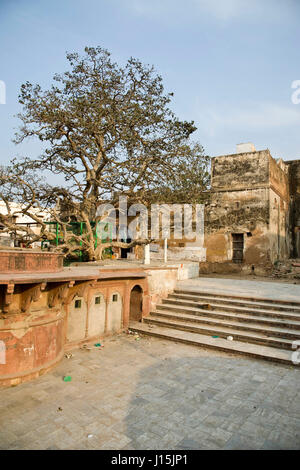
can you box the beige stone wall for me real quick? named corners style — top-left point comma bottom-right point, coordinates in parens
top-left (204, 186), bottom-right (270, 266)
top-left (87, 292), bottom-right (106, 338)
top-left (64, 281), bottom-right (131, 349)
top-left (211, 150), bottom-right (270, 191)
top-left (145, 268), bottom-right (178, 311)
top-left (67, 295), bottom-right (87, 342)
top-left (269, 188), bottom-right (290, 263)
top-left (106, 291), bottom-right (123, 333)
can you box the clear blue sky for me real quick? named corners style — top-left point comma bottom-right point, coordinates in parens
top-left (0, 0), bottom-right (300, 164)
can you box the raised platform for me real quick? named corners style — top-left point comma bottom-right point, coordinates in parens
top-left (176, 276), bottom-right (300, 302)
top-left (0, 257), bottom-right (199, 387)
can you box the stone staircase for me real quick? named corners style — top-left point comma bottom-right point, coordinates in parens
top-left (130, 289), bottom-right (300, 366)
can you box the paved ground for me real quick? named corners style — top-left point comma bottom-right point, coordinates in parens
top-left (0, 333), bottom-right (299, 450)
top-left (177, 277), bottom-right (300, 302)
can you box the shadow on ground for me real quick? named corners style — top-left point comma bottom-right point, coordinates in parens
top-left (124, 355), bottom-right (300, 450)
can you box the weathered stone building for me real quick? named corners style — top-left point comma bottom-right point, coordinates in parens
top-left (120, 144), bottom-right (299, 270)
top-left (202, 144), bottom-right (300, 273)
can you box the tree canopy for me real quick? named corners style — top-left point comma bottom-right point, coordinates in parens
top-left (0, 46), bottom-right (210, 260)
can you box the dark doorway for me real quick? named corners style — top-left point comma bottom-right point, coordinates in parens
top-left (121, 246), bottom-right (131, 259)
top-left (232, 233), bottom-right (244, 263)
top-left (130, 285), bottom-right (143, 321)
top-left (120, 237), bottom-right (132, 259)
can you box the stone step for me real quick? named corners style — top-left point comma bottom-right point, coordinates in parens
top-left (166, 293), bottom-right (300, 316)
top-left (152, 309), bottom-right (300, 340)
top-left (171, 289), bottom-right (300, 313)
top-left (162, 296), bottom-right (300, 321)
top-left (164, 297), bottom-right (300, 321)
top-left (156, 302), bottom-right (300, 330)
top-left (130, 322), bottom-right (299, 367)
top-left (145, 314), bottom-right (298, 350)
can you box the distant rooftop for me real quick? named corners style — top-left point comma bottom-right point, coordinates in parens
top-left (236, 142), bottom-right (256, 154)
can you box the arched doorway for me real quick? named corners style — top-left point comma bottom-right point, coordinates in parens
top-left (130, 285), bottom-right (143, 322)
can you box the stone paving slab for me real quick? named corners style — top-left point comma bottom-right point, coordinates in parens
top-left (177, 277), bottom-right (300, 302)
top-left (0, 333), bottom-right (299, 450)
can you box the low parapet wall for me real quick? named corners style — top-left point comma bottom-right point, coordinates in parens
top-left (0, 250), bottom-right (63, 273)
top-left (144, 262), bottom-right (199, 312)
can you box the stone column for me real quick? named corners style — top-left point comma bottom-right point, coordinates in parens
top-left (164, 238), bottom-right (168, 263)
top-left (144, 244), bottom-right (150, 265)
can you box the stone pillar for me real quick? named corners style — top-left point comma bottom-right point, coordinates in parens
top-left (144, 244), bottom-right (150, 265)
top-left (164, 238), bottom-right (168, 263)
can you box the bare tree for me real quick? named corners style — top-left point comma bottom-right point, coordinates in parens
top-left (0, 47), bottom-right (209, 260)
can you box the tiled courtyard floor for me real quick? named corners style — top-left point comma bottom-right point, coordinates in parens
top-left (0, 333), bottom-right (299, 450)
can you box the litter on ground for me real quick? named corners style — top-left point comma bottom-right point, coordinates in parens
top-left (64, 353), bottom-right (73, 359)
